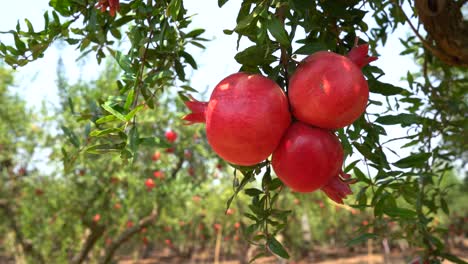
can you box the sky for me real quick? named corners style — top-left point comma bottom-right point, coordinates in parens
top-left (0, 1), bottom-right (421, 171)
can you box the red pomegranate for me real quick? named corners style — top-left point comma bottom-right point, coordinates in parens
top-left (165, 130), bottom-right (177, 143)
top-left (272, 122), bottom-right (354, 204)
top-left (145, 178), bottom-right (155, 190)
top-left (183, 72), bottom-right (291, 165)
top-left (289, 44), bottom-right (377, 129)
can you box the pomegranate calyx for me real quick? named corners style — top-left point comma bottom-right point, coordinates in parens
top-left (321, 171), bottom-right (355, 204)
top-left (182, 96), bottom-right (208, 125)
top-left (347, 44), bottom-right (378, 68)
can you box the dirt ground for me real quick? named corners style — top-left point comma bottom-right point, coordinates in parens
top-left (118, 248), bottom-right (468, 264)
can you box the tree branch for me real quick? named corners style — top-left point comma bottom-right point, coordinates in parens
top-left (99, 208), bottom-right (159, 264)
top-left (393, 0), bottom-right (468, 67)
top-left (0, 201), bottom-right (45, 264)
top-left (70, 223), bottom-right (106, 264)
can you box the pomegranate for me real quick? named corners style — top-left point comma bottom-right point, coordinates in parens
top-left (93, 214), bottom-right (101, 223)
top-left (183, 72), bottom-right (291, 165)
top-left (271, 122), bottom-right (353, 204)
top-left (145, 178), bottom-right (155, 190)
top-left (165, 130), bottom-right (177, 143)
top-left (96, 0), bottom-right (120, 16)
top-left (289, 45), bottom-right (377, 129)
top-left (151, 151), bottom-right (161, 161)
top-left (153, 170), bottom-right (164, 179)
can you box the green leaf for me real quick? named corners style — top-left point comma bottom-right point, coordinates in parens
top-left (125, 104), bottom-right (145, 121)
top-left (85, 142), bottom-right (126, 154)
top-left (346, 233), bottom-right (378, 246)
top-left (244, 188), bottom-right (263, 196)
top-left (89, 128), bottom-right (123, 137)
top-left (368, 79), bottom-right (406, 96)
top-left (101, 103), bottom-right (127, 122)
top-left (384, 207), bottom-right (417, 219)
top-left (344, 160), bottom-right (360, 173)
top-left (109, 49), bottom-right (133, 72)
top-left (295, 42), bottom-right (328, 55)
top-left (353, 167), bottom-right (372, 184)
top-left (167, 0), bottom-right (182, 19)
top-left (181, 51), bottom-right (197, 69)
top-left (393, 152), bottom-right (431, 168)
top-left (61, 126), bottom-right (80, 148)
top-left (185, 28), bottom-right (205, 38)
top-left (138, 137), bottom-right (171, 148)
top-left (95, 115), bottom-right (118, 124)
top-left (268, 178), bottom-right (283, 190)
top-left (266, 15), bottom-right (290, 47)
top-left (375, 113), bottom-right (421, 126)
top-left (440, 198), bottom-right (449, 215)
top-left (267, 236), bottom-right (290, 259)
top-left (226, 171), bottom-right (254, 211)
top-left (218, 0), bottom-right (229, 7)
top-left (235, 45), bottom-right (275, 66)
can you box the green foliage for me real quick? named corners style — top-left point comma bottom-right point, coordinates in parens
top-left (0, 0), bottom-right (467, 263)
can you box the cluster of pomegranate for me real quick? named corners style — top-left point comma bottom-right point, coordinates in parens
top-left (183, 45), bottom-right (377, 204)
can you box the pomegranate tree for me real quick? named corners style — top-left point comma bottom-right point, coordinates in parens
top-left (183, 72), bottom-right (291, 166)
top-left (289, 45), bottom-right (377, 129)
top-left (272, 122), bottom-right (353, 204)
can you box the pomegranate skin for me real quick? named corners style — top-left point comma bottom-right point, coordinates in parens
top-left (289, 49), bottom-right (372, 129)
top-left (272, 122), bottom-right (344, 193)
top-left (184, 72), bottom-right (291, 166)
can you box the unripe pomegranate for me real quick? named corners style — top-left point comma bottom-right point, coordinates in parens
top-left (183, 72), bottom-right (291, 166)
top-left (272, 122), bottom-right (354, 204)
top-left (152, 151), bottom-right (161, 161)
top-left (289, 45), bottom-right (377, 129)
top-left (234, 222), bottom-right (241, 229)
top-left (165, 130), bottom-right (177, 143)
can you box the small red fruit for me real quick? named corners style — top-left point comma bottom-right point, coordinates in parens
top-left (142, 237), bottom-right (149, 245)
top-left (165, 147), bottom-right (175, 153)
top-left (145, 178), bottom-right (156, 190)
top-left (105, 238), bottom-right (112, 246)
top-left (272, 122), bottom-right (354, 204)
top-left (226, 208), bottom-right (234, 215)
top-left (153, 171), bottom-right (164, 179)
top-left (289, 45), bottom-right (377, 129)
top-left (184, 150), bottom-right (192, 159)
top-left (93, 214), bottom-right (101, 223)
top-left (188, 167), bottom-right (195, 176)
top-left (183, 72), bottom-right (291, 166)
top-left (293, 198), bottom-right (300, 205)
top-left (192, 195), bottom-right (201, 203)
top-left (165, 239), bottom-right (172, 247)
top-left (126, 221), bottom-right (134, 228)
top-left (114, 203), bottom-right (122, 210)
top-left (234, 222), bottom-right (241, 229)
top-left (152, 151), bottom-right (161, 161)
top-left (35, 189), bottom-right (44, 196)
top-left (96, 0), bottom-right (120, 16)
top-left (165, 130), bottom-right (178, 143)
top-left (18, 167), bottom-right (26, 176)
top-left (213, 223), bottom-right (222, 232)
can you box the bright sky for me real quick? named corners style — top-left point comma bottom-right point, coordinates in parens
top-left (0, 1), bottom-right (420, 170)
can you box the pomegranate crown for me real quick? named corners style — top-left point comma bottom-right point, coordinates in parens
top-left (347, 44), bottom-right (378, 68)
top-left (321, 171), bottom-right (356, 204)
top-left (182, 96), bottom-right (208, 125)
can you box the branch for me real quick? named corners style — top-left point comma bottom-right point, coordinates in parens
top-left (0, 201), bottom-right (45, 264)
top-left (392, 0), bottom-right (468, 67)
top-left (171, 156), bottom-right (185, 179)
top-left (70, 223), bottom-right (106, 264)
top-left (99, 208), bottom-right (159, 264)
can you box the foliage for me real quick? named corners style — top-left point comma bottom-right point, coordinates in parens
top-left (0, 0), bottom-right (467, 263)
